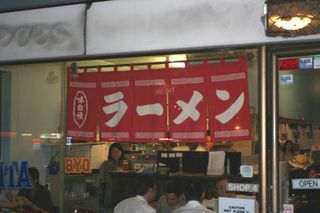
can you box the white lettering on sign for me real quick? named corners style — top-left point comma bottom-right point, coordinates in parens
top-left (292, 178), bottom-right (320, 189)
top-left (219, 197), bottom-right (255, 213)
top-left (227, 183), bottom-right (259, 193)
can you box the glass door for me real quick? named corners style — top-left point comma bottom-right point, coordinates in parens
top-left (276, 46), bottom-right (320, 212)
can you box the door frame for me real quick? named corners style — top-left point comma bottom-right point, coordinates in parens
top-left (261, 43), bottom-right (320, 213)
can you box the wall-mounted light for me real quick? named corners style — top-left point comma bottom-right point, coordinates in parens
top-left (265, 0), bottom-right (320, 37)
top-left (270, 15), bottom-right (312, 31)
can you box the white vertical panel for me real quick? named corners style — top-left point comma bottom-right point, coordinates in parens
top-left (0, 4), bottom-right (85, 62)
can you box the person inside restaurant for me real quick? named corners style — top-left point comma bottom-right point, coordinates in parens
top-left (172, 180), bottom-right (215, 213)
top-left (158, 181), bottom-right (185, 213)
top-left (113, 176), bottom-right (157, 213)
top-left (18, 167), bottom-right (53, 213)
top-left (99, 142), bottom-right (132, 212)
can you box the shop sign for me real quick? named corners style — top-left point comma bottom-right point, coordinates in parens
top-left (292, 178), bottom-right (320, 189)
top-left (64, 157), bottom-right (91, 174)
top-left (219, 197), bottom-right (255, 213)
top-left (299, 57), bottom-right (313, 70)
top-left (227, 183), bottom-right (259, 193)
top-left (314, 56), bottom-right (320, 69)
top-left (0, 161), bottom-right (32, 190)
top-left (279, 58), bottom-right (298, 70)
top-left (279, 74), bottom-right (293, 85)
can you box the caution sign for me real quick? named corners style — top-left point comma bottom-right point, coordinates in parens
top-left (219, 197), bottom-right (254, 213)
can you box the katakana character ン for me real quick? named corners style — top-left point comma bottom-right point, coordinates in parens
top-left (103, 91), bottom-right (128, 127)
top-left (173, 90), bottom-right (203, 125)
top-left (136, 103), bottom-right (163, 116)
top-left (215, 89), bottom-right (244, 124)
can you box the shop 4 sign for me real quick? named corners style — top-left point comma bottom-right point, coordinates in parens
top-left (0, 161), bottom-right (32, 189)
top-left (64, 157), bottom-right (91, 174)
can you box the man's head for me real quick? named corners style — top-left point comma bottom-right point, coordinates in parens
top-left (28, 167), bottom-right (40, 185)
top-left (184, 180), bottom-right (204, 202)
top-left (135, 176), bottom-right (157, 203)
top-left (215, 175), bottom-right (236, 198)
top-left (165, 181), bottom-right (184, 208)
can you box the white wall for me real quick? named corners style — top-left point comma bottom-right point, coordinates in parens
top-left (86, 0), bottom-right (320, 55)
top-left (1, 0), bottom-right (320, 62)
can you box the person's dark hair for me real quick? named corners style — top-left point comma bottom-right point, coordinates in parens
top-left (28, 167), bottom-right (40, 184)
top-left (184, 180), bottom-right (203, 201)
top-left (215, 174), bottom-right (235, 185)
top-left (166, 181), bottom-right (184, 197)
top-left (135, 176), bottom-right (156, 196)
top-left (282, 140), bottom-right (295, 154)
top-left (108, 143), bottom-right (125, 163)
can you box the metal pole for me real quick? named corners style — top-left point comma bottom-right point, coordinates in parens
top-left (259, 45), bottom-right (268, 213)
top-left (59, 62), bottom-right (67, 213)
top-left (271, 52), bottom-right (279, 213)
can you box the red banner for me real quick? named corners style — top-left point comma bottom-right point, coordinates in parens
top-left (66, 57), bottom-right (251, 143)
top-left (168, 64), bottom-right (207, 142)
top-left (99, 71), bottom-right (134, 141)
top-left (206, 57), bottom-right (251, 141)
top-left (132, 68), bottom-right (168, 142)
top-left (66, 72), bottom-right (98, 141)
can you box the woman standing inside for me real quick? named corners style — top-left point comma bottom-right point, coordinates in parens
top-left (100, 143), bottom-right (127, 172)
top-left (99, 143), bottom-right (131, 213)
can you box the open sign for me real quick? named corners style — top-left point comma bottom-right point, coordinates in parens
top-left (64, 157), bottom-right (91, 174)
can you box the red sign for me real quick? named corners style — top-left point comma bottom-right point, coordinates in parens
top-left (98, 71), bottom-right (134, 141)
top-left (132, 69), bottom-right (168, 142)
top-left (206, 57), bottom-right (251, 141)
top-left (168, 65), bottom-right (207, 142)
top-left (279, 58), bottom-right (298, 70)
top-left (66, 72), bottom-right (99, 141)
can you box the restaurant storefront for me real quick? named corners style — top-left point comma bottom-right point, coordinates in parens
top-left (1, 1), bottom-right (320, 213)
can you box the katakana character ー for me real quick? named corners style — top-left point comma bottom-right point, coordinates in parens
top-left (136, 103), bottom-right (163, 116)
